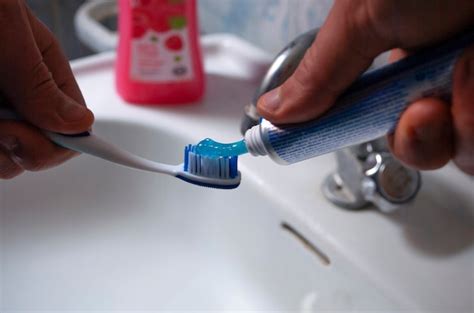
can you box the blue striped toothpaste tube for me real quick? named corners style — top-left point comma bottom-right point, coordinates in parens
top-left (244, 29), bottom-right (474, 165)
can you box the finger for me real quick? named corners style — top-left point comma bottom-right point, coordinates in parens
top-left (389, 98), bottom-right (453, 170)
top-left (0, 150), bottom-right (23, 179)
top-left (24, 5), bottom-right (86, 106)
top-left (452, 44), bottom-right (474, 175)
top-left (257, 1), bottom-right (474, 124)
top-left (386, 49), bottom-right (406, 151)
top-left (257, 1), bottom-right (395, 124)
top-left (0, 0), bottom-right (93, 134)
top-left (0, 121), bottom-right (77, 172)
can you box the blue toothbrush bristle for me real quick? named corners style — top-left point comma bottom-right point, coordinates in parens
top-left (183, 144), bottom-right (239, 179)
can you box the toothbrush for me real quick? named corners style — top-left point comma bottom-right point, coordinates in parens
top-left (0, 109), bottom-right (241, 189)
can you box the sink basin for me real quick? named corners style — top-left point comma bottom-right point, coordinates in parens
top-left (0, 121), bottom-right (397, 311)
top-left (1, 34), bottom-right (473, 312)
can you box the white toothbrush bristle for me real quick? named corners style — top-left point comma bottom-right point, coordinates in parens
top-left (184, 145), bottom-right (238, 179)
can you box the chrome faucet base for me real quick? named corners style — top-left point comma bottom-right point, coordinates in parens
top-left (322, 172), bottom-right (372, 210)
top-left (322, 138), bottom-right (421, 213)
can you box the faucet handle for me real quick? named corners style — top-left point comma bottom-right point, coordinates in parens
top-left (362, 152), bottom-right (421, 213)
top-left (322, 140), bottom-right (421, 213)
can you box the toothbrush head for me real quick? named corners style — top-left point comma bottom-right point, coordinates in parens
top-left (177, 145), bottom-right (241, 189)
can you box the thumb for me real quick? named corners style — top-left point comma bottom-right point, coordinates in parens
top-left (0, 0), bottom-right (93, 134)
top-left (257, 1), bottom-right (393, 124)
top-left (257, 0), bottom-right (474, 125)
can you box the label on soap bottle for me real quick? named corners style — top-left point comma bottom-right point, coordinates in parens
top-left (129, 0), bottom-right (194, 82)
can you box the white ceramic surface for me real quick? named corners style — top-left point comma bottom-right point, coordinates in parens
top-left (1, 34), bottom-right (473, 312)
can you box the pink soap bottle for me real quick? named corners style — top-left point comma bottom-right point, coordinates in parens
top-left (116, 0), bottom-right (204, 104)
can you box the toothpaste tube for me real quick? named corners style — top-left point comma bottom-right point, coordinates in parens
top-left (245, 29), bottom-right (474, 165)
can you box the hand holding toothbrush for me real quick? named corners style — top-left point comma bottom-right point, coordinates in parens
top-left (0, 0), bottom-right (94, 179)
top-left (257, 0), bottom-right (474, 175)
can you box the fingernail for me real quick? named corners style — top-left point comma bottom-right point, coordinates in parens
top-left (260, 88), bottom-right (281, 112)
top-left (58, 101), bottom-right (87, 122)
top-left (0, 135), bottom-right (19, 152)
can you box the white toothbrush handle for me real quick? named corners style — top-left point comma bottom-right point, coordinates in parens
top-left (48, 131), bottom-right (178, 174)
top-left (0, 109), bottom-right (178, 176)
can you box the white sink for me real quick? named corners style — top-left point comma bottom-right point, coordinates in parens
top-left (1, 35), bottom-right (473, 312)
top-left (1, 121), bottom-right (397, 311)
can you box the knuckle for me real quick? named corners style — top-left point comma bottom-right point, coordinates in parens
top-left (346, 0), bottom-right (392, 55)
top-left (31, 62), bottom-right (54, 90)
top-left (0, 159), bottom-right (22, 179)
top-left (20, 63), bottom-right (57, 105)
top-left (39, 32), bottom-right (61, 55)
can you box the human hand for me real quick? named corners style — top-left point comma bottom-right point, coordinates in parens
top-left (0, 0), bottom-right (94, 179)
top-left (257, 0), bottom-right (474, 174)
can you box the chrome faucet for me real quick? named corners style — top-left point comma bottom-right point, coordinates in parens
top-left (241, 29), bottom-right (421, 213)
top-left (322, 138), bottom-right (421, 213)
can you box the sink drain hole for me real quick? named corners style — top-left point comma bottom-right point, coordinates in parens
top-left (281, 222), bottom-right (331, 266)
